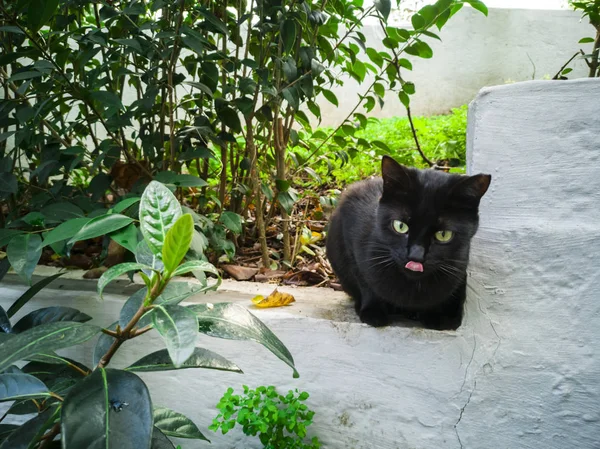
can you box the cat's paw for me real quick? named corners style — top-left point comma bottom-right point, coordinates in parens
top-left (359, 307), bottom-right (391, 327)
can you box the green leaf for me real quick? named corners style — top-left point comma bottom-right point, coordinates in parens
top-left (281, 19), bottom-right (297, 54)
top-left (184, 81), bottom-right (213, 97)
top-left (110, 224), bottom-right (139, 254)
top-left (6, 272), bottom-right (65, 318)
top-left (27, 0), bottom-right (59, 31)
top-left (171, 260), bottom-right (219, 278)
top-left (152, 305), bottom-right (198, 368)
top-left (466, 0), bottom-right (488, 16)
top-left (277, 191), bottom-right (296, 215)
top-left (119, 282), bottom-right (205, 330)
top-left (68, 214), bottom-right (134, 245)
top-left (282, 86), bottom-right (299, 110)
top-left (162, 214), bottom-right (194, 274)
top-left (198, 9), bottom-right (229, 36)
top-left (0, 229), bottom-right (23, 248)
top-left (7, 234), bottom-right (42, 284)
top-left (119, 290), bottom-right (147, 328)
top-left (40, 202), bottom-right (85, 222)
top-left (398, 58), bottom-right (413, 70)
top-left (374, 82), bottom-right (385, 99)
top-left (0, 173), bottom-right (17, 195)
top-left (406, 41), bottom-right (433, 59)
top-left (0, 132), bottom-right (15, 144)
top-left (187, 303), bottom-right (298, 378)
top-left (21, 358), bottom-right (89, 388)
top-left (579, 37), bottom-right (595, 44)
top-left (61, 369), bottom-right (153, 449)
top-left (97, 263), bottom-right (152, 299)
top-left (172, 174), bottom-right (208, 188)
top-left (41, 217), bottom-right (92, 249)
top-left (217, 107), bottom-right (242, 133)
top-left (411, 13), bottom-right (425, 30)
top-left (0, 424), bottom-right (19, 442)
top-left (374, 0), bottom-right (391, 20)
top-left (403, 82), bottom-right (416, 95)
top-left (399, 91), bottom-right (410, 107)
top-left (12, 307), bottom-right (92, 333)
top-left (321, 89), bottom-right (338, 107)
top-left (0, 322), bottom-right (100, 373)
top-left (90, 90), bottom-right (124, 111)
top-left (0, 26), bottom-right (24, 34)
top-left (0, 373), bottom-right (50, 402)
top-left (136, 240), bottom-right (165, 274)
top-left (125, 347), bottom-right (241, 374)
top-left (151, 427), bottom-right (176, 449)
top-left (153, 407), bottom-right (209, 441)
top-left (219, 211), bottom-right (242, 235)
top-left (9, 71), bottom-right (43, 82)
top-left (0, 406), bottom-right (59, 449)
top-left (0, 307), bottom-right (10, 333)
top-left (112, 197), bottom-right (141, 213)
top-left (114, 38), bottom-right (143, 53)
top-left (139, 181), bottom-right (182, 256)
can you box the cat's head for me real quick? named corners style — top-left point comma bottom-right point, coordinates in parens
top-left (375, 155), bottom-right (491, 280)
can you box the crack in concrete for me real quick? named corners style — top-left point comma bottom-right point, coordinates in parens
top-left (454, 379), bottom-right (477, 449)
top-left (459, 335), bottom-right (477, 396)
top-left (453, 291), bottom-right (503, 449)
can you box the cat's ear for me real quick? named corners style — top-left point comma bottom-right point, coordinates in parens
top-left (448, 174), bottom-right (491, 208)
top-left (381, 156), bottom-right (412, 194)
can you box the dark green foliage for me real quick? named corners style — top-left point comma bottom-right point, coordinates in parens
top-left (210, 385), bottom-right (321, 449)
top-left (301, 105), bottom-right (468, 186)
top-left (0, 181), bottom-right (298, 448)
top-left (558, 1), bottom-right (600, 78)
top-left (0, 0), bottom-right (486, 269)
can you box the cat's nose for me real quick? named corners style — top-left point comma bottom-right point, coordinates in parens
top-left (408, 244), bottom-right (426, 263)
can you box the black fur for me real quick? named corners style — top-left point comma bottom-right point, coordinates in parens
top-left (326, 156), bottom-right (491, 330)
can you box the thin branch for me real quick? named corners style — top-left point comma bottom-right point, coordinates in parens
top-left (96, 304), bottom-right (150, 369)
top-left (406, 106), bottom-right (434, 166)
top-left (552, 50), bottom-right (585, 79)
top-left (38, 423), bottom-right (60, 449)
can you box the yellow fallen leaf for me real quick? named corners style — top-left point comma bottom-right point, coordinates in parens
top-left (251, 289), bottom-right (295, 308)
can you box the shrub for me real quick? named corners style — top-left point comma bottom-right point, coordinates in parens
top-left (0, 181), bottom-right (298, 448)
top-left (210, 385), bottom-right (321, 449)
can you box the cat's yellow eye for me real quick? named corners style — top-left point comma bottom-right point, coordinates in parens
top-left (434, 230), bottom-right (454, 242)
top-left (392, 220), bottom-right (409, 234)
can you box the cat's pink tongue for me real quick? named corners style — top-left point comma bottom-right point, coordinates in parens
top-left (405, 261), bottom-right (424, 272)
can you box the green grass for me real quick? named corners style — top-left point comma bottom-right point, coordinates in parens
top-left (308, 105), bottom-right (468, 186)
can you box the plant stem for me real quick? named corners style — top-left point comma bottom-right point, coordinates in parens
top-left (96, 304), bottom-right (151, 369)
top-left (552, 50), bottom-right (585, 79)
top-left (38, 423), bottom-right (60, 449)
top-left (589, 27), bottom-right (600, 77)
top-left (246, 121), bottom-right (270, 267)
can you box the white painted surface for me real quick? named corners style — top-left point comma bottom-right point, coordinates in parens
top-left (465, 78), bottom-right (600, 449)
top-left (319, 7), bottom-right (595, 126)
top-left (0, 270), bottom-right (493, 449)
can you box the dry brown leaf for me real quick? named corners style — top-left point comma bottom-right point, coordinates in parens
top-left (251, 289), bottom-right (295, 308)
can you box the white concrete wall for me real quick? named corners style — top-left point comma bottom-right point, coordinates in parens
top-left (319, 7), bottom-right (596, 126)
top-left (463, 77), bottom-right (600, 449)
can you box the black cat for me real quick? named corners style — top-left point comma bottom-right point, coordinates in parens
top-left (326, 156), bottom-right (491, 330)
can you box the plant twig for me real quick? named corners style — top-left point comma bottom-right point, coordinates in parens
top-left (38, 423), bottom-right (60, 449)
top-left (406, 106), bottom-right (434, 167)
top-left (552, 50), bottom-right (586, 79)
top-left (96, 304), bottom-right (150, 369)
